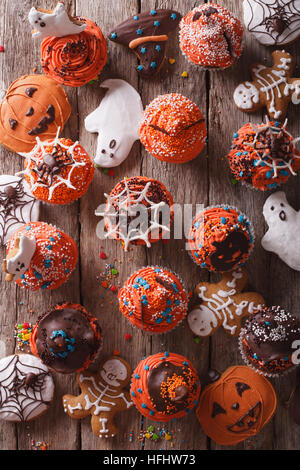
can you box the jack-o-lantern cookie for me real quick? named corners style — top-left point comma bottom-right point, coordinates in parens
top-left (0, 75), bottom-right (71, 154)
top-left (188, 268), bottom-right (265, 338)
top-left (233, 50), bottom-right (300, 120)
top-left (3, 221), bottom-right (78, 291)
top-left (187, 206), bottom-right (255, 273)
top-left (63, 355), bottom-right (133, 438)
top-left (196, 366), bottom-right (277, 446)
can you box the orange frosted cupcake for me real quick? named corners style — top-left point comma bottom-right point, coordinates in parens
top-left (130, 352), bottom-right (201, 422)
top-left (179, 3), bottom-right (244, 69)
top-left (41, 17), bottom-right (107, 87)
top-left (3, 222), bottom-right (78, 291)
top-left (118, 267), bottom-right (188, 333)
top-left (30, 302), bottom-right (102, 374)
top-left (23, 136), bottom-right (95, 205)
top-left (139, 93), bottom-right (207, 163)
top-left (226, 120), bottom-right (300, 191)
top-left (187, 206), bottom-right (254, 273)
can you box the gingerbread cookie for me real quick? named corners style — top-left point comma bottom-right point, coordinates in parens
top-left (108, 9), bottom-right (181, 78)
top-left (187, 268), bottom-right (265, 337)
top-left (243, 0), bottom-right (300, 47)
top-left (63, 355), bottom-right (133, 438)
top-left (233, 50), bottom-right (300, 119)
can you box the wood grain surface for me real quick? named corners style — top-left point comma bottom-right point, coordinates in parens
top-left (0, 0), bottom-right (299, 451)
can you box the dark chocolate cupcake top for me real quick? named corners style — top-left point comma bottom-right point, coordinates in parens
top-left (242, 305), bottom-right (300, 362)
top-left (34, 304), bottom-right (102, 374)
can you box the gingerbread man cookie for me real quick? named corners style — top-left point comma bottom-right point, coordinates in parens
top-left (233, 50), bottom-right (300, 119)
top-left (63, 356), bottom-right (133, 439)
top-left (187, 268), bottom-right (265, 337)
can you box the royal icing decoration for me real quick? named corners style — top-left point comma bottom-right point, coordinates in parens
top-left (187, 268), bottom-right (265, 337)
top-left (28, 1), bottom-right (86, 39)
top-left (3, 234), bottom-right (36, 282)
top-left (63, 356), bottom-right (133, 439)
top-left (243, 0), bottom-right (300, 46)
top-left (0, 175), bottom-right (40, 247)
top-left (233, 50), bottom-right (300, 119)
top-left (0, 354), bottom-right (54, 422)
top-left (262, 191), bottom-right (300, 271)
top-left (85, 79), bottom-right (143, 168)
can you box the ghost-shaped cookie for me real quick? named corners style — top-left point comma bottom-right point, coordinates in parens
top-left (262, 191), bottom-right (300, 271)
top-left (84, 79), bottom-right (143, 168)
top-left (28, 1), bottom-right (86, 39)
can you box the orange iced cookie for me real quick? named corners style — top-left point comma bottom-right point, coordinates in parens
top-left (23, 136), bottom-right (95, 205)
top-left (139, 93), bottom-right (207, 163)
top-left (41, 17), bottom-right (107, 87)
top-left (3, 221), bottom-right (78, 291)
top-left (130, 352), bottom-right (201, 422)
top-left (118, 266), bottom-right (188, 334)
top-left (179, 3), bottom-right (244, 69)
top-left (187, 206), bottom-right (254, 273)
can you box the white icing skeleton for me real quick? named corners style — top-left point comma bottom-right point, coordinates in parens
top-left (28, 1), bottom-right (86, 39)
top-left (63, 356), bottom-right (133, 439)
top-left (85, 79), bottom-right (143, 168)
top-left (187, 268), bottom-right (265, 337)
top-left (262, 191), bottom-right (300, 271)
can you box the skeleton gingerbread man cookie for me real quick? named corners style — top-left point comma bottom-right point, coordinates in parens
top-left (63, 355), bottom-right (133, 439)
top-left (233, 50), bottom-right (300, 119)
top-left (187, 268), bottom-right (265, 337)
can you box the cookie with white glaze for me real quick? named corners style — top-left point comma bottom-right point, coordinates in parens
top-left (243, 0), bottom-right (300, 46)
top-left (0, 354), bottom-right (54, 422)
top-left (0, 175), bottom-right (40, 247)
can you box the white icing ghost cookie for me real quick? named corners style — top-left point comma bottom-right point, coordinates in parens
top-left (243, 0), bottom-right (300, 46)
top-left (0, 175), bottom-right (40, 247)
top-left (187, 268), bottom-right (265, 337)
top-left (84, 79), bottom-right (143, 168)
top-left (262, 191), bottom-right (300, 271)
top-left (28, 1), bottom-right (86, 39)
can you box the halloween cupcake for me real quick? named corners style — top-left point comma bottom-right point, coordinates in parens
top-left (30, 302), bottom-right (102, 375)
top-left (130, 352), bottom-right (201, 422)
top-left (0, 354), bottom-right (55, 423)
top-left (239, 305), bottom-right (300, 377)
top-left (179, 3), bottom-right (244, 70)
top-left (95, 176), bottom-right (174, 251)
top-left (23, 136), bottom-right (95, 205)
top-left (118, 267), bottom-right (188, 334)
top-left (0, 175), bottom-right (40, 247)
top-left (0, 74), bottom-right (71, 154)
top-left (196, 366), bottom-right (277, 446)
top-left (3, 221), bottom-right (78, 291)
top-left (187, 205), bottom-right (254, 273)
top-left (226, 119), bottom-right (300, 191)
top-left (34, 4), bottom-right (107, 88)
top-left (139, 93), bottom-right (207, 163)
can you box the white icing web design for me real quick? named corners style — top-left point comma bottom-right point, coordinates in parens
top-left (95, 178), bottom-right (171, 252)
top-left (19, 128), bottom-right (87, 201)
top-left (246, 116), bottom-right (300, 178)
top-left (245, 0), bottom-right (300, 45)
top-left (0, 355), bottom-right (53, 422)
top-left (0, 177), bottom-right (39, 246)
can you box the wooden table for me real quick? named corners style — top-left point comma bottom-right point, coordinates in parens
top-left (0, 0), bottom-right (300, 451)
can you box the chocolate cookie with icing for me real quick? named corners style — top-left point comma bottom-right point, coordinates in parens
top-left (108, 9), bottom-right (181, 78)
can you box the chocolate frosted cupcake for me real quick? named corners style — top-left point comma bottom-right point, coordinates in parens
top-left (239, 305), bottom-right (300, 377)
top-left (30, 303), bottom-right (102, 374)
top-left (96, 177), bottom-right (174, 252)
top-left (130, 352), bottom-right (201, 422)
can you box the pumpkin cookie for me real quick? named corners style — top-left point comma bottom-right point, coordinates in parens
top-left (23, 136), bottom-right (95, 205)
top-left (196, 365), bottom-right (277, 446)
top-left (131, 352), bottom-right (201, 422)
top-left (0, 74), bottom-right (71, 154)
top-left (139, 93), bottom-right (207, 163)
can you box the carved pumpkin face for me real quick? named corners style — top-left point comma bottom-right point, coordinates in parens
top-left (196, 366), bottom-right (277, 446)
top-left (0, 74), bottom-right (71, 154)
